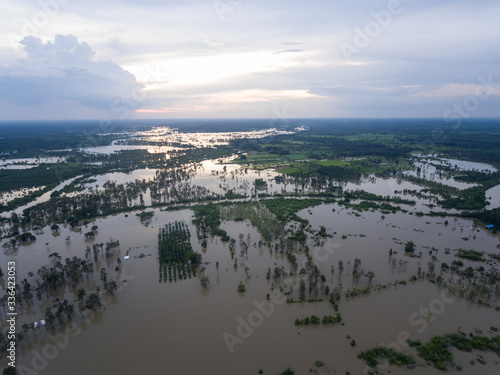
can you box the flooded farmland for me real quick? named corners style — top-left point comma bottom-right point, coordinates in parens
top-left (2, 177), bottom-right (500, 374)
top-left (1, 127), bottom-right (500, 375)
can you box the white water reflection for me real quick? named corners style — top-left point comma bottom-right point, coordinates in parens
top-left (0, 156), bottom-right (67, 169)
top-left (405, 156), bottom-right (497, 190)
top-left (486, 184), bottom-right (500, 210)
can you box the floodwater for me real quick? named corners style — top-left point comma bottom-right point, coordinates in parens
top-left (2, 176), bottom-right (83, 217)
top-left (1, 143), bottom-right (499, 374)
top-left (0, 157), bottom-right (66, 169)
top-left (486, 184), bottom-right (500, 210)
top-left (0, 187), bottom-right (45, 205)
top-left (82, 143), bottom-right (178, 155)
top-left (405, 156), bottom-right (497, 190)
top-left (83, 126), bottom-right (297, 155)
top-left (2, 199), bottom-right (500, 374)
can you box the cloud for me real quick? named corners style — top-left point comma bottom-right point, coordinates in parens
top-left (1, 0), bottom-right (500, 119)
top-left (0, 35), bottom-right (142, 111)
top-left (274, 49), bottom-right (304, 55)
top-left (415, 83), bottom-right (500, 98)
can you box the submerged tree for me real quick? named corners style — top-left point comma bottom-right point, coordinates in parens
top-left (299, 279), bottom-right (306, 301)
top-left (200, 276), bottom-right (210, 289)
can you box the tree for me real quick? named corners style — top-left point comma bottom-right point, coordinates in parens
top-left (299, 279), bottom-right (306, 301)
top-left (200, 276), bottom-right (210, 288)
top-left (237, 282), bottom-right (246, 293)
top-left (354, 258), bottom-right (362, 270)
top-left (85, 293), bottom-right (101, 311)
top-left (3, 366), bottom-right (16, 375)
top-left (427, 262), bottom-right (435, 275)
top-left (104, 281), bottom-right (118, 295)
top-left (100, 268), bottom-right (107, 283)
top-left (44, 308), bottom-right (56, 329)
top-left (365, 271), bottom-right (376, 283)
top-left (405, 241), bottom-right (416, 253)
top-left (0, 267), bottom-right (3, 279)
top-left (338, 260), bottom-right (344, 274)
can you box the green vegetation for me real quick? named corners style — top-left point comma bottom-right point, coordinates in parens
top-left (192, 203), bottom-right (230, 241)
top-left (136, 211), bottom-right (155, 226)
top-left (404, 241), bottom-right (416, 253)
top-left (220, 202), bottom-right (282, 241)
top-left (357, 346), bottom-right (416, 368)
top-left (5, 120), bottom-right (500, 373)
top-left (346, 190), bottom-right (416, 205)
top-left (342, 200), bottom-right (405, 213)
top-left (280, 161), bottom-right (362, 181)
top-left (261, 198), bottom-right (326, 224)
top-left (158, 221), bottom-right (201, 282)
top-left (295, 314), bottom-right (342, 325)
top-left (456, 249), bottom-right (486, 262)
top-left (314, 360), bottom-right (324, 367)
top-left (416, 332), bottom-right (500, 370)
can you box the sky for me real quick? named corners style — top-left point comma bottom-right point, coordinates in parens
top-left (0, 0), bottom-right (499, 120)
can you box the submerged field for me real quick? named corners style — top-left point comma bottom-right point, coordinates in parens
top-left (1, 119), bottom-right (500, 375)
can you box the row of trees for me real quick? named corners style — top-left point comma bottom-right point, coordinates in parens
top-left (158, 221), bottom-right (202, 282)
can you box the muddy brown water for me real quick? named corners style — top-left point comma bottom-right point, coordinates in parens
top-left (1, 198), bottom-right (499, 375)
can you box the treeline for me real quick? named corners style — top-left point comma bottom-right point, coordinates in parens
top-left (231, 118), bottom-right (500, 165)
top-left (286, 163), bottom-right (362, 181)
top-left (464, 207), bottom-right (500, 227)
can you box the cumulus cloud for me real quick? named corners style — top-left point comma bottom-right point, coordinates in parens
top-left (0, 35), bottom-right (142, 111)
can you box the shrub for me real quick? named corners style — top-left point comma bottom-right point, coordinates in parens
top-left (238, 283), bottom-right (246, 293)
